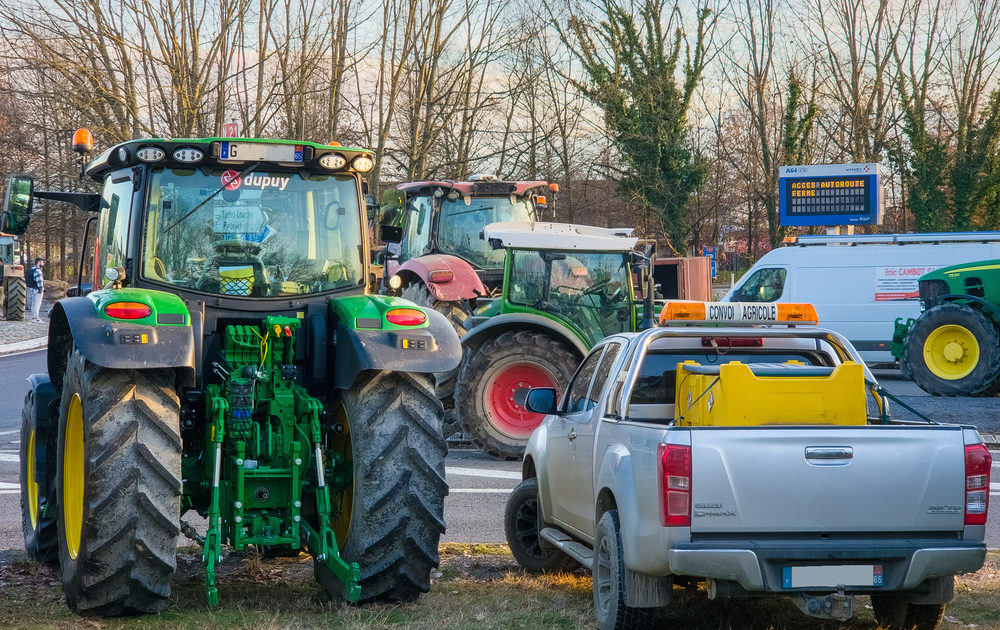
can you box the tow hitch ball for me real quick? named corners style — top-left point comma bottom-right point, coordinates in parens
top-left (792, 586), bottom-right (853, 621)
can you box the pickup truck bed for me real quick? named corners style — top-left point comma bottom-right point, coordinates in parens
top-left (507, 323), bottom-right (990, 630)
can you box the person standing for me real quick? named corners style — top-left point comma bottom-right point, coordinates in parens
top-left (27, 257), bottom-right (44, 322)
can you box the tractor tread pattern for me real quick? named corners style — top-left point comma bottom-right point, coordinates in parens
top-left (317, 371), bottom-right (448, 603)
top-left (6, 277), bottom-right (27, 321)
top-left (56, 350), bottom-right (180, 615)
top-left (20, 387), bottom-right (58, 564)
top-left (456, 329), bottom-right (579, 460)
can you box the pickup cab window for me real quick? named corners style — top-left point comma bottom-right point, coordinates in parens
top-left (565, 349), bottom-right (603, 413)
top-left (589, 343), bottom-right (622, 410)
top-left (632, 350), bottom-right (827, 405)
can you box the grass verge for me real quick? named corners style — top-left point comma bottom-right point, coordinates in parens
top-left (0, 544), bottom-right (996, 630)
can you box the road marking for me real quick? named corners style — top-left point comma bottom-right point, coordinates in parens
top-left (445, 466), bottom-right (521, 480)
top-left (0, 430), bottom-right (18, 436)
top-left (449, 488), bottom-right (512, 494)
top-left (0, 482), bottom-right (18, 490)
top-left (0, 453), bottom-right (18, 463)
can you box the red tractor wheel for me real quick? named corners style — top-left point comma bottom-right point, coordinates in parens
top-left (456, 330), bottom-right (578, 460)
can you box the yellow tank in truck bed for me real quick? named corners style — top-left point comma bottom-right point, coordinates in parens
top-left (674, 360), bottom-right (866, 426)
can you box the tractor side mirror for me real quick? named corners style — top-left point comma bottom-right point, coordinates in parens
top-left (524, 388), bottom-right (558, 415)
top-left (380, 225), bottom-right (403, 244)
top-left (2, 175), bottom-right (34, 236)
top-left (378, 189), bottom-right (405, 243)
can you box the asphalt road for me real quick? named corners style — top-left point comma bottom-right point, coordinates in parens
top-left (0, 350), bottom-right (997, 553)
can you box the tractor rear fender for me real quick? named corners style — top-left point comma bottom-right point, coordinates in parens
top-left (461, 313), bottom-right (589, 358)
top-left (329, 294), bottom-right (463, 389)
top-left (393, 254), bottom-right (487, 302)
top-left (46, 290), bottom-right (195, 391)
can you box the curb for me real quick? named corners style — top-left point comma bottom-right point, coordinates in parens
top-left (0, 336), bottom-right (47, 356)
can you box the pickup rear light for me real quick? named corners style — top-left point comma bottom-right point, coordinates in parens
top-left (965, 443), bottom-right (992, 526)
top-left (658, 443), bottom-right (691, 527)
top-left (701, 336), bottom-right (763, 348)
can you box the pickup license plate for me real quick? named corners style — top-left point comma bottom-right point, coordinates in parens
top-left (219, 142), bottom-right (303, 163)
top-left (782, 564), bottom-right (882, 588)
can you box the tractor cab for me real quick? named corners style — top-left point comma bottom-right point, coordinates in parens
top-left (478, 221), bottom-right (642, 347)
top-left (375, 177), bottom-right (559, 329)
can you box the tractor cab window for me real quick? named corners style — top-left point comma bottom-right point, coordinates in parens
top-left (95, 170), bottom-right (136, 289)
top-left (731, 267), bottom-right (786, 302)
top-left (401, 195), bottom-right (432, 261)
top-left (437, 196), bottom-right (534, 269)
top-left (508, 249), bottom-right (633, 346)
top-left (142, 168), bottom-right (365, 297)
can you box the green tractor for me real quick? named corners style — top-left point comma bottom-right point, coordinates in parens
top-left (893, 260), bottom-right (1000, 396)
top-left (0, 231), bottom-right (27, 320)
top-left (5, 131), bottom-right (461, 615)
top-left (455, 221), bottom-right (656, 459)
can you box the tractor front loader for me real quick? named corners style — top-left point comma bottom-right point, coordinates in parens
top-left (6, 131), bottom-right (461, 615)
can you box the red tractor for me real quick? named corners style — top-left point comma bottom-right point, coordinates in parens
top-left (378, 175), bottom-right (558, 332)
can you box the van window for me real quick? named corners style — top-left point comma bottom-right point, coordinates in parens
top-left (732, 267), bottom-right (786, 302)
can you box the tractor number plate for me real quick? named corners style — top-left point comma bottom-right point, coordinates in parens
top-left (401, 338), bottom-right (428, 350)
top-left (219, 142), bottom-right (303, 163)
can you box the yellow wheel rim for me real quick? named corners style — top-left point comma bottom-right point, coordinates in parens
top-left (923, 324), bottom-right (980, 380)
top-left (63, 394), bottom-right (84, 560)
top-left (329, 402), bottom-right (354, 545)
top-left (27, 429), bottom-right (39, 530)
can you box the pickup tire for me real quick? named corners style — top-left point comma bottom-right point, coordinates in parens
top-left (902, 303), bottom-right (1000, 396)
top-left (457, 330), bottom-right (578, 460)
top-left (870, 595), bottom-right (945, 630)
top-left (504, 477), bottom-right (574, 573)
top-left (594, 510), bottom-right (655, 630)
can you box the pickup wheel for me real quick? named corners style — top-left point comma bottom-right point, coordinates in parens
top-left (593, 510), bottom-right (655, 630)
top-left (902, 303), bottom-right (1000, 396)
top-left (504, 477), bottom-right (574, 573)
top-left (870, 595), bottom-right (946, 630)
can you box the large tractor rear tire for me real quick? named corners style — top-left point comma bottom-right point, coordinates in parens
top-left (902, 303), bottom-right (1000, 396)
top-left (401, 283), bottom-right (469, 336)
top-left (456, 330), bottom-right (578, 460)
top-left (55, 349), bottom-right (182, 615)
top-left (316, 371), bottom-right (448, 603)
top-left (5, 277), bottom-right (27, 321)
top-left (401, 283), bottom-right (468, 437)
top-left (20, 387), bottom-right (58, 564)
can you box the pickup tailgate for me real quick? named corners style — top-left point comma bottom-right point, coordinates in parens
top-left (689, 425), bottom-right (967, 533)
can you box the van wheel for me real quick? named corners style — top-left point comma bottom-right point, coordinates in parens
top-left (902, 304), bottom-right (1000, 396)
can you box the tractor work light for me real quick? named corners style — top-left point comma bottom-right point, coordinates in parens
top-left (319, 153), bottom-right (347, 169)
top-left (385, 308), bottom-right (426, 326)
top-left (351, 155), bottom-right (375, 172)
top-left (388, 275), bottom-right (402, 290)
top-left (136, 147), bottom-right (166, 162)
top-left (659, 301), bottom-right (819, 326)
top-left (173, 147), bottom-right (204, 163)
top-left (104, 301), bottom-right (152, 320)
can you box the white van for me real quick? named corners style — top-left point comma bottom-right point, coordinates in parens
top-left (722, 232), bottom-right (1000, 365)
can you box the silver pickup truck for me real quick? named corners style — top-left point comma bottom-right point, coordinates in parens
top-left (505, 311), bottom-right (991, 630)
